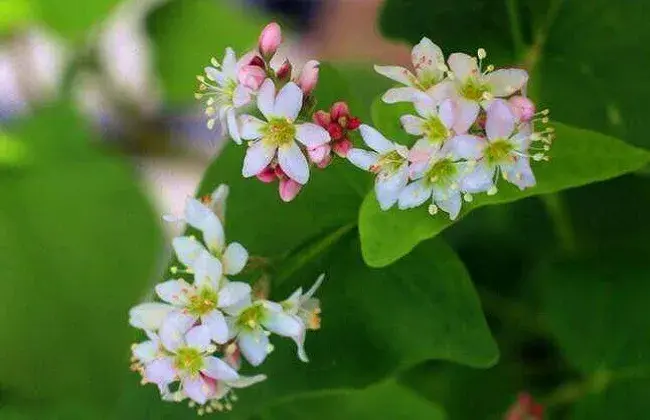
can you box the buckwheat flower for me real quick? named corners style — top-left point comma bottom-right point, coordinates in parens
top-left (144, 323), bottom-right (240, 405)
top-left (196, 48), bottom-right (255, 144)
top-left (347, 124), bottom-right (409, 210)
top-left (375, 37), bottom-right (450, 104)
top-left (129, 302), bottom-right (175, 331)
top-left (281, 274), bottom-right (324, 362)
top-left (158, 250), bottom-right (252, 344)
top-left (398, 135), bottom-right (484, 220)
top-left (173, 196), bottom-right (248, 276)
top-left (505, 392), bottom-right (544, 420)
top-left (240, 79), bottom-right (330, 185)
top-left (461, 100), bottom-right (537, 193)
top-left (447, 50), bottom-right (528, 133)
top-left (225, 298), bottom-right (303, 366)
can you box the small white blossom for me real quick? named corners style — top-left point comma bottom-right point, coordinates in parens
top-left (347, 124), bottom-right (410, 210)
top-left (281, 274), bottom-right (324, 362)
top-left (239, 79), bottom-right (330, 185)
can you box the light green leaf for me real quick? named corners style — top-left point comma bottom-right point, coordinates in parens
top-left (146, 0), bottom-right (265, 104)
top-left (0, 104), bottom-right (163, 405)
top-left (30, 0), bottom-right (119, 40)
top-left (359, 120), bottom-right (650, 267)
top-left (262, 380), bottom-right (446, 419)
top-left (0, 0), bottom-right (34, 35)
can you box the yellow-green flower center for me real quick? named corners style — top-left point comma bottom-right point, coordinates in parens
top-left (485, 139), bottom-right (514, 165)
top-left (425, 158), bottom-right (457, 186)
top-left (262, 118), bottom-right (296, 146)
top-left (187, 287), bottom-right (219, 316)
top-left (174, 347), bottom-right (204, 376)
top-left (237, 304), bottom-right (265, 331)
top-left (372, 150), bottom-right (404, 173)
top-left (459, 77), bottom-right (490, 101)
top-left (423, 116), bottom-right (450, 143)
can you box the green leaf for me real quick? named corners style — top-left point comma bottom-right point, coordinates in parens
top-left (0, 104), bottom-right (163, 405)
top-left (146, 0), bottom-right (266, 104)
top-left (370, 98), bottom-right (414, 146)
top-left (536, 255), bottom-right (650, 418)
top-left (359, 121), bottom-right (650, 267)
top-left (379, 0), bottom-right (650, 149)
top-left (30, 0), bottom-right (119, 40)
top-left (262, 380), bottom-right (446, 419)
top-left (0, 0), bottom-right (35, 35)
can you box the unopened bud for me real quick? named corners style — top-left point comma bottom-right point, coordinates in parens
top-left (258, 22), bottom-right (282, 58)
top-left (297, 60), bottom-right (320, 95)
top-left (330, 101), bottom-right (350, 120)
top-left (508, 95), bottom-right (536, 122)
top-left (279, 178), bottom-right (302, 202)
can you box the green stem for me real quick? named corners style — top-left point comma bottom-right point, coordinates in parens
top-left (540, 193), bottom-right (577, 255)
top-left (505, 0), bottom-right (526, 57)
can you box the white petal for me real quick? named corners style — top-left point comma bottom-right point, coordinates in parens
top-left (129, 303), bottom-right (174, 331)
top-left (159, 311), bottom-right (196, 352)
top-left (359, 124), bottom-right (395, 154)
top-left (182, 376), bottom-right (211, 405)
top-left (413, 94), bottom-right (437, 118)
top-left (295, 123), bottom-right (330, 147)
top-left (453, 98), bottom-right (480, 134)
top-left (426, 80), bottom-right (454, 103)
top-left (242, 141), bottom-right (276, 178)
top-left (202, 310), bottom-right (229, 344)
top-left (446, 134), bottom-right (485, 160)
top-left (398, 179), bottom-right (432, 209)
top-left (263, 308), bottom-right (303, 337)
top-left (218, 282), bottom-right (252, 308)
top-left (448, 53), bottom-right (479, 81)
top-left (412, 37), bottom-right (445, 81)
top-left (192, 251), bottom-right (222, 288)
top-left (347, 149), bottom-right (379, 171)
top-left (274, 82), bottom-right (303, 120)
top-left (240, 115), bottom-right (265, 140)
top-left (374, 65), bottom-right (415, 86)
top-left (485, 68), bottom-right (529, 97)
top-left (432, 188), bottom-right (462, 220)
top-left (382, 86), bottom-right (421, 103)
top-left (202, 216), bottom-right (226, 255)
top-left (185, 325), bottom-right (211, 352)
top-left (375, 163), bottom-right (409, 210)
top-left (209, 184), bottom-right (229, 222)
top-left (400, 115), bottom-right (425, 135)
top-left (223, 242), bottom-right (248, 275)
top-left (221, 47), bottom-right (237, 79)
top-left (205, 67), bottom-right (224, 84)
top-left (227, 374), bottom-right (267, 388)
top-left (303, 274), bottom-right (325, 301)
top-left (438, 98), bottom-right (456, 129)
top-left (238, 329), bottom-right (269, 366)
top-left (278, 141), bottom-right (309, 184)
top-left (232, 84), bottom-right (252, 108)
top-left (184, 197), bottom-right (213, 229)
top-left (226, 108), bottom-right (241, 144)
top-left (144, 357), bottom-right (176, 386)
top-left (501, 158), bottom-right (536, 190)
top-left (292, 329), bottom-right (309, 363)
top-left (155, 279), bottom-right (191, 306)
top-left (459, 162), bottom-right (495, 193)
top-left (133, 340), bottom-right (159, 363)
top-left (202, 356), bottom-right (239, 381)
top-left (486, 99), bottom-right (516, 140)
top-left (257, 79), bottom-right (276, 120)
top-left (172, 236), bottom-right (204, 267)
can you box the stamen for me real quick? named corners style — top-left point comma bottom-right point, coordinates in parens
top-left (428, 204), bottom-right (438, 215)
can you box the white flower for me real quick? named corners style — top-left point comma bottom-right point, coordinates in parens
top-left (172, 196), bottom-right (248, 277)
top-left (347, 124), bottom-right (409, 210)
top-left (163, 184), bottom-right (229, 225)
top-left (129, 302), bottom-right (175, 331)
top-left (225, 298), bottom-right (303, 367)
top-left (398, 135), bottom-right (484, 220)
top-left (375, 37), bottom-right (451, 104)
top-left (461, 100), bottom-right (536, 193)
top-left (239, 79), bottom-right (330, 184)
top-left (156, 250), bottom-right (251, 344)
top-left (281, 274), bottom-right (324, 362)
top-left (143, 322), bottom-right (240, 405)
top-left (197, 48), bottom-right (255, 144)
top-left (447, 52), bottom-right (528, 136)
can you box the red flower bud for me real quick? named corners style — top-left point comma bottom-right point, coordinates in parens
top-left (312, 110), bottom-right (331, 127)
top-left (249, 55), bottom-right (266, 69)
top-left (327, 122), bottom-right (343, 140)
top-left (330, 101), bottom-right (350, 121)
top-left (276, 60), bottom-right (292, 81)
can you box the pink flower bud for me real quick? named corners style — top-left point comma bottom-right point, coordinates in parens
top-left (346, 116), bottom-right (361, 130)
top-left (327, 122), bottom-right (343, 140)
top-left (330, 101), bottom-right (350, 121)
top-left (332, 137), bottom-right (352, 157)
top-left (297, 60), bottom-right (319, 95)
top-left (508, 95), bottom-right (536, 122)
top-left (256, 166), bottom-right (277, 183)
top-left (505, 393), bottom-right (544, 420)
top-left (279, 178), bottom-right (302, 202)
top-left (249, 55), bottom-right (266, 69)
top-left (313, 110), bottom-right (331, 127)
top-left (276, 60), bottom-right (292, 81)
top-left (258, 22), bottom-right (282, 58)
top-left (307, 143), bottom-right (331, 164)
top-left (316, 154), bottom-right (332, 169)
top-left (238, 65), bottom-right (266, 90)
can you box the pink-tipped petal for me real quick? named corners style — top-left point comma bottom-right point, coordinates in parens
top-left (297, 60), bottom-right (320, 95)
top-left (256, 166), bottom-right (277, 183)
top-left (238, 65), bottom-right (266, 91)
top-left (307, 143), bottom-right (331, 164)
top-left (279, 178), bottom-right (303, 202)
top-left (508, 95), bottom-right (536, 122)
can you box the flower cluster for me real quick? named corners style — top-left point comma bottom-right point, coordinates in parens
top-left (128, 185), bottom-right (323, 413)
top-left (348, 38), bottom-right (553, 219)
top-left (196, 22), bottom-right (359, 202)
top-left (504, 392), bottom-right (544, 420)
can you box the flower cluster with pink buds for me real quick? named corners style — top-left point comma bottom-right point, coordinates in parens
top-left (504, 392), bottom-right (544, 420)
top-left (196, 22), bottom-right (357, 202)
top-left (128, 185), bottom-right (324, 413)
top-left (348, 39), bottom-right (554, 219)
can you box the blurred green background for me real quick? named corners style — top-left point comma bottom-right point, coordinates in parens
top-left (1, 0), bottom-right (649, 419)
